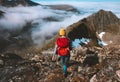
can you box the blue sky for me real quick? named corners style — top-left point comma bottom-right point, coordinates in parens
top-left (32, 0), bottom-right (120, 2)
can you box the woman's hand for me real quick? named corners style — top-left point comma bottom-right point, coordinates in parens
top-left (52, 55), bottom-right (56, 61)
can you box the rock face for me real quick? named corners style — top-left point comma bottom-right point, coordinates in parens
top-left (0, 21), bottom-right (33, 53)
top-left (87, 9), bottom-right (120, 33)
top-left (67, 9), bottom-right (120, 41)
top-left (48, 4), bottom-right (79, 13)
top-left (0, 0), bottom-right (39, 7)
top-left (67, 18), bottom-right (97, 41)
top-left (0, 54), bottom-right (39, 82)
top-left (42, 10), bottom-right (120, 50)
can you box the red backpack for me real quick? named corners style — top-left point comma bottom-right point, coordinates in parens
top-left (56, 37), bottom-right (70, 56)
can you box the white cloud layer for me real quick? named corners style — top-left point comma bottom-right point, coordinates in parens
top-left (0, 2), bottom-right (120, 45)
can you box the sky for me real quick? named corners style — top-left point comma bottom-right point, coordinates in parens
top-left (32, 0), bottom-right (120, 2)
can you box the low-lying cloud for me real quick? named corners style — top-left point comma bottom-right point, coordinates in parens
top-left (0, 2), bottom-right (120, 45)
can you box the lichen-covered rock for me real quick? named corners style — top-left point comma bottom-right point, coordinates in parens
top-left (0, 45), bottom-right (120, 81)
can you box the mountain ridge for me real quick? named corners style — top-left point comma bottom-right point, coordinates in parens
top-left (87, 9), bottom-right (120, 33)
top-left (41, 9), bottom-right (120, 51)
top-left (0, 0), bottom-right (39, 7)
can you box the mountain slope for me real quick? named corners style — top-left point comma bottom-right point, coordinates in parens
top-left (67, 9), bottom-right (120, 40)
top-left (87, 9), bottom-right (120, 33)
top-left (48, 4), bottom-right (79, 13)
top-left (42, 10), bottom-right (120, 50)
top-left (0, 0), bottom-right (39, 7)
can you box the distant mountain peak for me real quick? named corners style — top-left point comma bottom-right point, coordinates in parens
top-left (88, 9), bottom-right (120, 32)
top-left (0, 0), bottom-right (40, 7)
top-left (95, 9), bottom-right (118, 18)
top-left (97, 9), bottom-right (108, 13)
top-left (42, 9), bottom-right (120, 50)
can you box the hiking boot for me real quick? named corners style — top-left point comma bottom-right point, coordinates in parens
top-left (58, 57), bottom-right (61, 61)
top-left (63, 73), bottom-right (67, 78)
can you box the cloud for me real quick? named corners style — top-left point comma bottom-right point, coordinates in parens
top-left (0, 2), bottom-right (120, 45)
top-left (0, 6), bottom-right (55, 29)
top-left (0, 5), bottom-right (83, 45)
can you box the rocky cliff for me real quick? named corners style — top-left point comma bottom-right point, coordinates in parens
top-left (0, 0), bottom-right (39, 7)
top-left (67, 9), bottom-right (120, 41)
top-left (42, 10), bottom-right (120, 50)
top-left (48, 4), bottom-right (79, 13)
top-left (87, 9), bottom-right (120, 33)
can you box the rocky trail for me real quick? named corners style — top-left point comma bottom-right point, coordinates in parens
top-left (0, 45), bottom-right (120, 82)
top-left (0, 1), bottom-right (120, 81)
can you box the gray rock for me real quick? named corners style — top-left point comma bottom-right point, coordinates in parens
top-left (0, 59), bottom-right (4, 66)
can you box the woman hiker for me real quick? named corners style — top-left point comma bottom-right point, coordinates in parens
top-left (52, 28), bottom-right (72, 77)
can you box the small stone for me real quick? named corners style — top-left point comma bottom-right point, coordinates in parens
top-left (0, 59), bottom-right (4, 66)
top-left (78, 66), bottom-right (82, 72)
top-left (90, 74), bottom-right (97, 82)
top-left (31, 55), bottom-right (40, 61)
top-left (71, 76), bottom-right (87, 82)
top-left (116, 70), bottom-right (120, 78)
